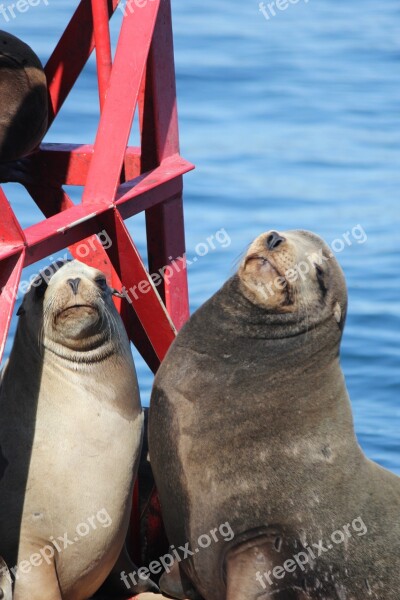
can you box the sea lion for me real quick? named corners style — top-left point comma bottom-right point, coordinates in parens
top-left (0, 30), bottom-right (48, 162)
top-left (149, 229), bottom-right (400, 600)
top-left (0, 260), bottom-right (150, 600)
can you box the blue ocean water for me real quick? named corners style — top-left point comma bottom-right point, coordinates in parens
top-left (1, 0), bottom-right (399, 473)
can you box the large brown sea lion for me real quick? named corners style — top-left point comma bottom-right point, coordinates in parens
top-left (149, 229), bottom-right (400, 600)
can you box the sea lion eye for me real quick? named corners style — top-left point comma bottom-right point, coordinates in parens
top-left (314, 264), bottom-right (327, 295)
top-left (95, 276), bottom-right (108, 291)
top-left (315, 264), bottom-right (324, 278)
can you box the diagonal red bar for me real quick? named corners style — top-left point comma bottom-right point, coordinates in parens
top-left (26, 186), bottom-right (161, 371)
top-left (8, 157), bottom-right (190, 267)
top-left (99, 210), bottom-right (176, 362)
top-left (0, 252), bottom-right (25, 364)
top-left (115, 155), bottom-right (194, 204)
top-left (91, 0), bottom-right (113, 111)
top-left (82, 0), bottom-right (160, 205)
top-left (11, 144), bottom-right (141, 188)
top-left (23, 202), bottom-right (108, 265)
top-left (0, 188), bottom-right (26, 261)
top-left (45, 0), bottom-right (120, 125)
top-left (0, 188), bottom-right (25, 245)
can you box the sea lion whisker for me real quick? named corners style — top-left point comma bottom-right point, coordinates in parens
top-left (97, 299), bottom-right (106, 330)
top-left (102, 304), bottom-right (118, 347)
top-left (243, 253), bottom-right (272, 269)
top-left (109, 309), bottom-right (123, 346)
top-left (39, 299), bottom-right (55, 347)
top-left (232, 245), bottom-right (250, 270)
top-left (104, 310), bottom-right (113, 345)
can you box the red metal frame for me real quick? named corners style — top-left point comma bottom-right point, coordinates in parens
top-left (0, 0), bottom-right (193, 366)
top-left (0, 0), bottom-right (193, 578)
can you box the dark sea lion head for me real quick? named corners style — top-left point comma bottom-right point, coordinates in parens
top-left (236, 229), bottom-right (347, 343)
top-left (0, 30), bottom-right (48, 162)
top-left (17, 260), bottom-right (122, 357)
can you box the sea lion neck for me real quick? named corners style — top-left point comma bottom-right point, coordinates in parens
top-left (44, 338), bottom-right (118, 366)
top-left (14, 312), bottom-right (119, 367)
top-left (223, 275), bottom-right (336, 340)
top-left (180, 276), bottom-right (341, 372)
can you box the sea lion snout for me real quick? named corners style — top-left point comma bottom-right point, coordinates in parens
top-left (67, 277), bottom-right (81, 295)
top-left (239, 229), bottom-right (297, 311)
top-left (265, 231), bottom-right (286, 250)
top-left (48, 264), bottom-right (113, 341)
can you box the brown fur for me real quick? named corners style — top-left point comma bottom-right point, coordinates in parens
top-left (0, 30), bottom-right (48, 162)
top-left (149, 230), bottom-right (400, 600)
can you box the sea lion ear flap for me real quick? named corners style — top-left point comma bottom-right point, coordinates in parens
top-left (333, 302), bottom-right (342, 325)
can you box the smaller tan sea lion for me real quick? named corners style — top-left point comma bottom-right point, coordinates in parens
top-left (0, 260), bottom-right (156, 599)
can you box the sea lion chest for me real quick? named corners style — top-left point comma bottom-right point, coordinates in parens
top-left (25, 354), bottom-right (141, 520)
top-left (0, 351), bottom-right (142, 578)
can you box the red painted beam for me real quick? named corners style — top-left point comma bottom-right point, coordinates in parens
top-left (23, 203), bottom-right (107, 265)
top-left (2, 157), bottom-right (193, 267)
top-left (26, 186), bottom-right (162, 372)
top-left (99, 210), bottom-right (176, 362)
top-left (142, 0), bottom-right (190, 329)
top-left (45, 0), bottom-right (121, 125)
top-left (0, 253), bottom-right (25, 361)
top-left (82, 0), bottom-right (160, 205)
top-left (7, 145), bottom-right (142, 188)
top-left (91, 0), bottom-right (113, 111)
top-left (0, 188), bottom-right (26, 260)
top-left (146, 196), bottom-right (189, 330)
top-left (142, 0), bottom-right (181, 166)
top-left (116, 154), bottom-right (193, 204)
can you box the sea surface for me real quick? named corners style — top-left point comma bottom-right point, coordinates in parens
top-left (2, 0), bottom-right (399, 474)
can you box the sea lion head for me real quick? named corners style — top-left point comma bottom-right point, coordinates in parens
top-left (238, 229), bottom-right (347, 334)
top-left (17, 260), bottom-right (124, 358)
top-left (0, 30), bottom-right (48, 162)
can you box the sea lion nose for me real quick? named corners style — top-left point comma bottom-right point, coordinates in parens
top-left (266, 231), bottom-right (285, 250)
top-left (67, 278), bottom-right (81, 295)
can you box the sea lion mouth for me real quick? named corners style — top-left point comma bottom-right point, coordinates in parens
top-left (243, 254), bottom-right (294, 309)
top-left (244, 254), bottom-right (280, 276)
top-left (56, 304), bottom-right (99, 319)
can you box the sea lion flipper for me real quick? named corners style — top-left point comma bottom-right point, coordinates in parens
top-left (225, 535), bottom-right (302, 600)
